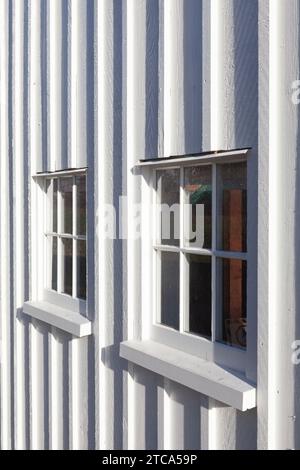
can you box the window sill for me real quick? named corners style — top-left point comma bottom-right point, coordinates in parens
top-left (23, 301), bottom-right (92, 338)
top-left (120, 340), bottom-right (256, 412)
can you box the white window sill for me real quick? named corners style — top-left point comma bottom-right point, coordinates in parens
top-left (120, 340), bottom-right (256, 412)
top-left (23, 301), bottom-right (92, 338)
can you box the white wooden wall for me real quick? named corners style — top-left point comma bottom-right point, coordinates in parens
top-left (0, 0), bottom-right (299, 450)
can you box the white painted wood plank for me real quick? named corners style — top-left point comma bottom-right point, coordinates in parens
top-left (157, 377), bottom-right (166, 450)
top-left (68, 0), bottom-right (95, 450)
top-left (210, 0), bottom-right (235, 150)
top-left (49, 328), bottom-right (69, 450)
top-left (29, 320), bottom-right (49, 450)
top-left (49, 0), bottom-right (62, 171)
top-left (97, 0), bottom-right (125, 451)
top-left (257, 0), bottom-right (300, 450)
top-left (13, 0), bottom-right (30, 449)
top-left (97, 0), bottom-right (112, 450)
top-left (130, 366), bottom-right (159, 450)
top-left (29, 0), bottom-right (50, 450)
top-left (126, 0), bottom-right (145, 451)
top-left (202, 0), bottom-right (211, 150)
top-left (164, 0), bottom-right (184, 157)
top-left (166, 381), bottom-right (206, 450)
top-left (157, 0), bottom-right (164, 158)
top-left (69, 337), bottom-right (92, 450)
top-left (165, 381), bottom-right (185, 450)
top-left (70, 0), bottom-right (88, 168)
top-left (0, 0), bottom-right (13, 450)
top-left (257, 0), bottom-right (270, 450)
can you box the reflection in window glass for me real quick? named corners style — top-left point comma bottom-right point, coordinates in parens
top-left (188, 255), bottom-right (211, 338)
top-left (184, 166), bottom-right (212, 249)
top-left (219, 162), bottom-right (247, 252)
top-left (157, 169), bottom-right (180, 247)
top-left (51, 237), bottom-right (57, 291)
top-left (160, 251), bottom-right (179, 330)
top-left (220, 258), bottom-right (247, 349)
top-left (77, 176), bottom-right (86, 235)
top-left (62, 238), bottom-right (73, 296)
top-left (61, 178), bottom-right (73, 234)
top-left (77, 240), bottom-right (87, 300)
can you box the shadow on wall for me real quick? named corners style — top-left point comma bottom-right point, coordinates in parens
top-left (145, 0), bottom-right (159, 158)
top-left (165, 380), bottom-right (205, 450)
top-left (233, 0), bottom-right (258, 450)
top-left (129, 366), bottom-right (160, 450)
top-left (144, 0), bottom-right (203, 158)
top-left (184, 0), bottom-right (203, 154)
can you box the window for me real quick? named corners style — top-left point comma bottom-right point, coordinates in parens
top-left (155, 161), bottom-right (247, 348)
top-left (139, 149), bottom-right (252, 373)
top-left (23, 168), bottom-right (91, 337)
top-left (45, 173), bottom-right (87, 302)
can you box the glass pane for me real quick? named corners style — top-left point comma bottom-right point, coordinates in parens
top-left (219, 162), bottom-right (247, 252)
top-left (184, 166), bottom-right (212, 249)
top-left (219, 258), bottom-right (247, 349)
top-left (62, 238), bottom-right (73, 296)
top-left (160, 251), bottom-right (179, 330)
top-left (187, 255), bottom-right (212, 338)
top-left (61, 178), bottom-right (73, 234)
top-left (76, 176), bottom-right (86, 235)
top-left (77, 240), bottom-right (87, 300)
top-left (51, 237), bottom-right (58, 291)
top-left (157, 169), bottom-right (180, 246)
top-left (46, 179), bottom-right (57, 233)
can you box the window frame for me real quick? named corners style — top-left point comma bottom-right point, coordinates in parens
top-left (32, 168), bottom-right (89, 318)
top-left (140, 149), bottom-right (254, 376)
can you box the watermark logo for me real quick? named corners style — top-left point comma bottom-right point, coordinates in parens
top-left (292, 340), bottom-right (300, 365)
top-left (291, 80), bottom-right (300, 105)
top-left (98, 197), bottom-right (205, 246)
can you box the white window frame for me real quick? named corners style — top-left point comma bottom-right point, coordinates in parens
top-left (43, 171), bottom-right (87, 315)
top-left (23, 167), bottom-right (92, 337)
top-left (140, 149), bottom-right (254, 376)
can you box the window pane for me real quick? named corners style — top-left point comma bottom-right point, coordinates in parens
top-left (77, 240), bottom-right (87, 300)
top-left (76, 176), bottom-right (86, 235)
top-left (160, 251), bottom-right (179, 330)
top-left (62, 238), bottom-right (73, 296)
top-left (184, 166), bottom-right (212, 249)
top-left (51, 237), bottom-right (58, 291)
top-left (187, 255), bottom-right (212, 338)
top-left (61, 178), bottom-right (73, 234)
top-left (219, 258), bottom-right (247, 349)
top-left (46, 179), bottom-right (58, 233)
top-left (219, 162), bottom-right (247, 252)
top-left (157, 169), bottom-right (180, 246)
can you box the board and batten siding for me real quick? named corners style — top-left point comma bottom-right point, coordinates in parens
top-left (0, 0), bottom-right (299, 450)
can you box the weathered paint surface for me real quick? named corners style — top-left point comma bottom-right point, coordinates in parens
top-left (0, 0), bottom-right (299, 450)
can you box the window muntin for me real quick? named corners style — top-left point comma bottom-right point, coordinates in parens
top-left (45, 174), bottom-right (87, 301)
top-left (154, 161), bottom-right (247, 351)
